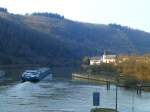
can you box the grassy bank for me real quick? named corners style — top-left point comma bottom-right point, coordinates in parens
top-left (72, 73), bottom-right (116, 83)
top-left (91, 108), bottom-right (117, 112)
top-left (72, 73), bottom-right (150, 92)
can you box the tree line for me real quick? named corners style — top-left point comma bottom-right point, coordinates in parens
top-left (82, 55), bottom-right (150, 82)
top-left (117, 55), bottom-right (150, 81)
top-left (31, 12), bottom-right (64, 19)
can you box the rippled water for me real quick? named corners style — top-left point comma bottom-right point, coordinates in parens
top-left (0, 79), bottom-right (150, 112)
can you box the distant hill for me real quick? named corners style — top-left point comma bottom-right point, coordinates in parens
top-left (0, 9), bottom-right (150, 66)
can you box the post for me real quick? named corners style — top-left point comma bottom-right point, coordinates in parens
top-left (137, 84), bottom-right (142, 95)
top-left (93, 92), bottom-right (100, 107)
top-left (132, 91), bottom-right (135, 112)
top-left (139, 86), bottom-right (142, 95)
top-left (137, 86), bottom-right (139, 94)
top-left (107, 81), bottom-right (110, 90)
top-left (115, 75), bottom-right (119, 112)
top-left (115, 83), bottom-right (118, 112)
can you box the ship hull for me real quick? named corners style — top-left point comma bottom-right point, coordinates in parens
top-left (21, 68), bottom-right (51, 82)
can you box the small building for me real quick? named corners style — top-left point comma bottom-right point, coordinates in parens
top-left (90, 57), bottom-right (101, 65)
top-left (102, 53), bottom-right (116, 63)
top-left (89, 51), bottom-right (117, 65)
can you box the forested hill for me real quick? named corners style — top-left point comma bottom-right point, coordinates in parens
top-left (0, 8), bottom-right (150, 66)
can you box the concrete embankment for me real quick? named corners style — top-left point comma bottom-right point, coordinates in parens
top-left (72, 73), bottom-right (115, 83)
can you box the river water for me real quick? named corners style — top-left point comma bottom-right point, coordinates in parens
top-left (0, 67), bottom-right (150, 112)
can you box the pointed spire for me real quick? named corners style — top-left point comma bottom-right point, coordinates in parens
top-left (104, 50), bottom-right (107, 55)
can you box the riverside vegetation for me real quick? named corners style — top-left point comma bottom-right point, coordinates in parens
top-left (82, 55), bottom-right (150, 88)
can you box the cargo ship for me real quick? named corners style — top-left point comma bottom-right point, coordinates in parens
top-left (21, 68), bottom-right (52, 82)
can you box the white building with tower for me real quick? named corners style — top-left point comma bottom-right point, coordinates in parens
top-left (90, 57), bottom-right (101, 65)
top-left (102, 52), bottom-right (116, 63)
top-left (90, 51), bottom-right (117, 65)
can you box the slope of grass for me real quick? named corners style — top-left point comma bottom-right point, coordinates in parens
top-left (91, 108), bottom-right (117, 112)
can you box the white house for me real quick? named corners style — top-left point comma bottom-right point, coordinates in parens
top-left (102, 53), bottom-right (116, 63)
top-left (89, 52), bottom-right (117, 65)
top-left (90, 57), bottom-right (101, 65)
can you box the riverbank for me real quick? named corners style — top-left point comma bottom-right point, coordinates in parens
top-left (72, 73), bottom-right (150, 92)
top-left (91, 108), bottom-right (117, 112)
top-left (72, 73), bottom-right (116, 84)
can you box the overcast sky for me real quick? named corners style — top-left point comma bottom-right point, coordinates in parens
top-left (0, 0), bottom-right (150, 32)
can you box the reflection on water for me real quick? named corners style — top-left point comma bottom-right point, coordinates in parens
top-left (0, 79), bottom-right (150, 112)
top-left (0, 67), bottom-right (150, 112)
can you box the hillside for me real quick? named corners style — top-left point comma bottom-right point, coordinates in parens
top-left (0, 10), bottom-right (150, 66)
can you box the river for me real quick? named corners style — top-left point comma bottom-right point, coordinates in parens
top-left (0, 67), bottom-right (150, 112)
